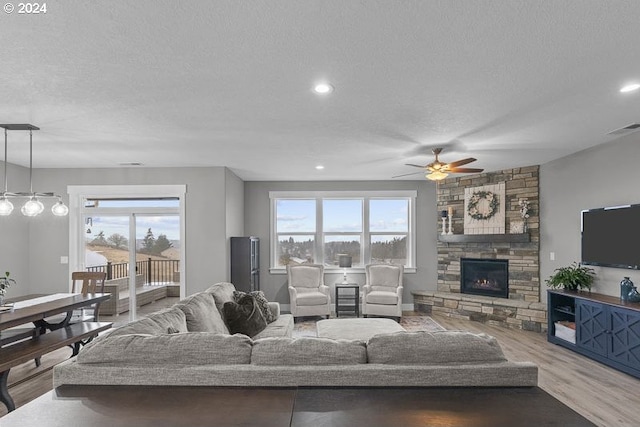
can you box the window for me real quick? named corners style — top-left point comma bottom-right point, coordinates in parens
top-left (323, 199), bottom-right (363, 266)
top-left (270, 191), bottom-right (416, 270)
top-left (275, 199), bottom-right (316, 265)
top-left (370, 199), bottom-right (409, 266)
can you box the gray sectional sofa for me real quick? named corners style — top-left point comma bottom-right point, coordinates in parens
top-left (54, 282), bottom-right (538, 388)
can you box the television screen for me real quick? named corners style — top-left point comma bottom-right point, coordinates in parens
top-left (581, 204), bottom-right (640, 270)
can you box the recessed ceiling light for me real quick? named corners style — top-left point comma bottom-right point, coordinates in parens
top-left (313, 83), bottom-right (334, 94)
top-left (620, 83), bottom-right (640, 93)
top-left (315, 165), bottom-right (325, 170)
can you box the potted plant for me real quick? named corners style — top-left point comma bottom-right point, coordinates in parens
top-left (0, 271), bottom-right (16, 305)
top-left (545, 262), bottom-right (595, 291)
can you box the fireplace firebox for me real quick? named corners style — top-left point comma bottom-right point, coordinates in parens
top-left (460, 258), bottom-right (509, 298)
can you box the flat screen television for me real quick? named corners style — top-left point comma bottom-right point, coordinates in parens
top-left (581, 204), bottom-right (640, 270)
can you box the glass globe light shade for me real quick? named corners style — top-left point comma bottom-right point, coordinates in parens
top-left (51, 201), bottom-right (69, 216)
top-left (0, 196), bottom-right (13, 216)
top-left (425, 170), bottom-right (449, 181)
top-left (21, 198), bottom-right (44, 217)
top-left (0, 197), bottom-right (14, 216)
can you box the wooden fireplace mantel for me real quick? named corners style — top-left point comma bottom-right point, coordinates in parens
top-left (438, 233), bottom-right (530, 243)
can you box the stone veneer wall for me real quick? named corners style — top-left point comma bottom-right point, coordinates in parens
top-left (413, 165), bottom-right (546, 332)
top-left (438, 166), bottom-right (540, 301)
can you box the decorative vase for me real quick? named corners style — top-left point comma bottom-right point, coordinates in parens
top-left (620, 277), bottom-right (634, 302)
top-left (628, 286), bottom-right (640, 303)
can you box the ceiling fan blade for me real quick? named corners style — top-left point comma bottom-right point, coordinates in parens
top-left (447, 157), bottom-right (476, 168)
top-left (405, 163), bottom-right (427, 169)
top-left (392, 171), bottom-right (424, 178)
top-left (449, 167), bottom-right (484, 173)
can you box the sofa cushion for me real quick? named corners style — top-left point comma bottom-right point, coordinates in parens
top-left (205, 282), bottom-right (236, 312)
top-left (108, 306), bottom-right (188, 337)
top-left (251, 337), bottom-right (367, 365)
top-left (368, 265), bottom-right (402, 287)
top-left (252, 314), bottom-right (294, 339)
top-left (365, 290), bottom-right (398, 305)
top-left (78, 333), bottom-right (252, 365)
top-left (176, 292), bottom-right (229, 334)
top-left (295, 290), bottom-right (329, 306)
top-left (233, 290), bottom-right (276, 323)
top-left (288, 265), bottom-right (323, 288)
top-left (223, 294), bottom-right (267, 337)
top-left (367, 331), bottom-right (507, 365)
top-left (106, 317), bottom-right (165, 337)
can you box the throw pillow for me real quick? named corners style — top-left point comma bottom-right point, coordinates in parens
top-left (233, 290), bottom-right (275, 323)
top-left (223, 293), bottom-right (267, 337)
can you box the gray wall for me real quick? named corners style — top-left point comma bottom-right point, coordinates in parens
top-left (0, 163), bottom-right (31, 296)
top-left (244, 180), bottom-right (438, 307)
top-left (27, 166), bottom-right (236, 296)
top-left (540, 133), bottom-right (640, 298)
top-left (14, 133), bottom-right (637, 304)
top-left (225, 169), bottom-right (245, 279)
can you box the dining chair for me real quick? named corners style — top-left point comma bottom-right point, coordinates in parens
top-left (71, 271), bottom-right (108, 321)
top-left (44, 271), bottom-right (107, 329)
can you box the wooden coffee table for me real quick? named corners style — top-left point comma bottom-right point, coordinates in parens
top-left (0, 385), bottom-right (595, 426)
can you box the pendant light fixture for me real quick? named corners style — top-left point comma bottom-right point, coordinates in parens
top-left (0, 124), bottom-right (69, 217)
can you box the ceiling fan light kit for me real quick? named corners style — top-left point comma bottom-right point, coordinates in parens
top-left (0, 124), bottom-right (69, 217)
top-left (426, 170), bottom-right (449, 181)
top-left (400, 147), bottom-right (484, 181)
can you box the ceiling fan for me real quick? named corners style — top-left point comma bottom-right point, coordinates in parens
top-left (393, 148), bottom-right (484, 181)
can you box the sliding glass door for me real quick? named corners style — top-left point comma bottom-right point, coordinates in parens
top-left (84, 212), bottom-right (180, 321)
top-left (69, 185), bottom-right (185, 323)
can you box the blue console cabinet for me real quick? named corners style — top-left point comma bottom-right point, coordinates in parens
top-left (548, 289), bottom-right (640, 379)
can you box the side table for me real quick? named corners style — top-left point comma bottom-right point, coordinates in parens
top-left (335, 283), bottom-right (360, 317)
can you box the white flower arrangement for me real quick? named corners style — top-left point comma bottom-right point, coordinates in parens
top-left (519, 199), bottom-right (530, 219)
top-left (0, 272), bottom-right (15, 296)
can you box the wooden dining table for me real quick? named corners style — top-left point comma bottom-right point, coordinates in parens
top-left (0, 293), bottom-right (110, 332)
top-left (0, 293), bottom-right (112, 412)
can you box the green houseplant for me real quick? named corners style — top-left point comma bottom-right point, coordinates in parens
top-left (0, 271), bottom-right (16, 305)
top-left (545, 262), bottom-right (595, 291)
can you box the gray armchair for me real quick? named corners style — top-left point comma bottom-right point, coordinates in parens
top-left (362, 263), bottom-right (404, 321)
top-left (287, 264), bottom-right (331, 319)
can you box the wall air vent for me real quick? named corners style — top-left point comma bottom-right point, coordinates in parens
top-left (607, 123), bottom-right (640, 135)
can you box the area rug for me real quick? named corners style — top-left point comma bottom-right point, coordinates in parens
top-left (293, 315), bottom-right (445, 338)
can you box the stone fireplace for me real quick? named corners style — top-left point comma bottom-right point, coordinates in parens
top-left (412, 166), bottom-right (548, 332)
top-left (460, 258), bottom-right (508, 299)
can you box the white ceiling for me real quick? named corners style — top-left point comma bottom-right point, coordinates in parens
top-left (1, 0), bottom-right (639, 181)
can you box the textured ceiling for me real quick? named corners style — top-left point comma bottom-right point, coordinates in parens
top-left (1, 0), bottom-right (639, 180)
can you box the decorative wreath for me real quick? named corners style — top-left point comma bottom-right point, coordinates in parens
top-left (467, 191), bottom-right (499, 220)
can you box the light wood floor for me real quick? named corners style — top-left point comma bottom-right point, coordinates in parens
top-left (431, 314), bottom-right (640, 427)
top-left (2, 312), bottom-right (639, 426)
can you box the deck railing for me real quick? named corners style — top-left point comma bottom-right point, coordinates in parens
top-left (87, 258), bottom-right (179, 284)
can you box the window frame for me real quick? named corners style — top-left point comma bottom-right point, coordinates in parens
top-left (68, 185), bottom-right (187, 300)
top-left (269, 190), bottom-right (416, 273)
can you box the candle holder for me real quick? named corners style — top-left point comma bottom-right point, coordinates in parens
top-left (447, 215), bottom-right (453, 235)
top-left (440, 210), bottom-right (447, 235)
